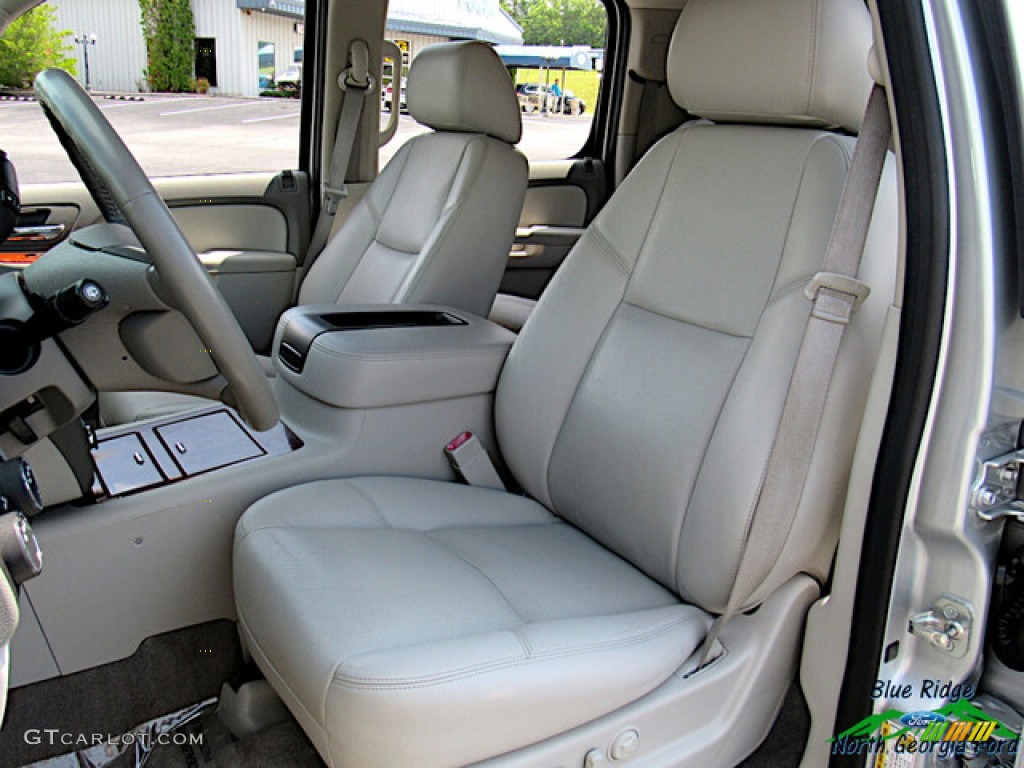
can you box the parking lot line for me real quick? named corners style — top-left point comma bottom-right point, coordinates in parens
top-left (160, 101), bottom-right (254, 116)
top-left (242, 112), bottom-right (301, 123)
top-left (99, 96), bottom-right (195, 110)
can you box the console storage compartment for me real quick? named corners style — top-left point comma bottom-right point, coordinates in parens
top-left (274, 305), bottom-right (516, 409)
top-left (92, 407), bottom-right (300, 499)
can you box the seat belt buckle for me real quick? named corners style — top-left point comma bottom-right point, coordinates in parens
top-left (445, 432), bottom-right (505, 491)
top-left (804, 271), bottom-right (871, 324)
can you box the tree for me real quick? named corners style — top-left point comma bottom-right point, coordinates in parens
top-left (500, 0), bottom-right (533, 20)
top-left (0, 6), bottom-right (76, 89)
top-left (139, 0), bottom-right (195, 92)
top-left (519, 0), bottom-right (606, 48)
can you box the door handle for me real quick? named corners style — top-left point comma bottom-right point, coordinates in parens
top-left (9, 224), bottom-right (66, 243)
top-left (513, 225), bottom-right (586, 246)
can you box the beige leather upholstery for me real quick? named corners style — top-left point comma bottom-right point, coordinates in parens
top-left (489, 292), bottom-right (536, 332)
top-left (103, 41), bottom-right (526, 426)
top-left (406, 41), bottom-right (522, 144)
top-left (668, 0), bottom-right (872, 132)
top-left (274, 304), bottom-right (516, 408)
top-left (234, 1), bottom-right (898, 765)
top-left (300, 40), bottom-right (525, 316)
top-left (236, 478), bottom-right (709, 766)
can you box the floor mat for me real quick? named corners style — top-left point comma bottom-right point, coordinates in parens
top-left (2, 621), bottom-right (246, 766)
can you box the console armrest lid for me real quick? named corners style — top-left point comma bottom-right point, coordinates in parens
top-left (274, 305), bottom-right (516, 408)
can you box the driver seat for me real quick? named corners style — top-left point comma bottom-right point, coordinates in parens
top-left (234, 0), bottom-right (897, 765)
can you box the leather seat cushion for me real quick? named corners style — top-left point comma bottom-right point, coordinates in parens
top-left (234, 476), bottom-right (709, 768)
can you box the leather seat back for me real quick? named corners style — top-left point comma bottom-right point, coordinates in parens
top-left (495, 0), bottom-right (898, 614)
top-left (299, 41), bottom-right (527, 317)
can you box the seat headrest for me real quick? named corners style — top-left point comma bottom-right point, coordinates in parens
top-left (407, 41), bottom-right (522, 144)
top-left (667, 0), bottom-right (873, 133)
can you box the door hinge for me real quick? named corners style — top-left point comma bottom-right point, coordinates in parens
top-left (971, 448), bottom-right (1024, 523)
top-left (908, 594), bottom-right (973, 657)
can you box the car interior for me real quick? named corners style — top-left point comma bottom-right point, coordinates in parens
top-left (0, 0), bottom-right (1022, 766)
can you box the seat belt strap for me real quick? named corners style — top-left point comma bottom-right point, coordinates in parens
top-left (306, 40), bottom-right (373, 265)
top-left (697, 85), bottom-right (892, 667)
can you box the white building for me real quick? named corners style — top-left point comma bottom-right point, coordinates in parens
top-left (52, 0), bottom-right (522, 97)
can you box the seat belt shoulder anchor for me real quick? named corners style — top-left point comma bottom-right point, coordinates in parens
top-left (322, 184), bottom-right (348, 213)
top-left (339, 71), bottom-right (374, 95)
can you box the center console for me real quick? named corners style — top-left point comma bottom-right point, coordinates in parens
top-left (273, 304), bottom-right (516, 410)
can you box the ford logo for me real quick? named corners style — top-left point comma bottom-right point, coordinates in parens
top-left (900, 711), bottom-right (946, 728)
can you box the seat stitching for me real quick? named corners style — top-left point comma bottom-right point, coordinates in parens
top-left (543, 306), bottom-right (623, 527)
top-left (588, 224), bottom-right (631, 276)
top-left (804, 0), bottom-right (819, 117)
top-left (344, 479), bottom-right (393, 528)
top-left (333, 613), bottom-right (705, 690)
top-left (424, 530), bottom-right (530, 634)
top-left (396, 134), bottom-right (483, 302)
top-left (322, 143), bottom-right (409, 305)
top-left (620, 299), bottom-right (753, 340)
top-left (767, 276), bottom-right (814, 306)
top-left (682, 133), bottom-right (855, 608)
top-left (239, 612), bottom-right (332, 726)
top-left (624, 123), bottom-right (700, 297)
top-left (543, 127), bottom-right (694, 511)
top-left (368, 237), bottom-right (422, 258)
top-left (671, 134), bottom-right (830, 602)
top-left (411, 519), bottom-right (563, 535)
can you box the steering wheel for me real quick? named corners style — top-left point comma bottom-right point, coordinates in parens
top-left (33, 69), bottom-right (279, 431)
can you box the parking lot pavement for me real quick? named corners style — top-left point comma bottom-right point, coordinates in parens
top-left (3, 93), bottom-right (595, 184)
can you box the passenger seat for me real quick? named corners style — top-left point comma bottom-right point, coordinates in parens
top-left (101, 40), bottom-right (528, 425)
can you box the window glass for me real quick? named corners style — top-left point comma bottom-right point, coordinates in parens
top-left (380, 0), bottom-right (607, 166)
top-left (0, 0), bottom-right (305, 184)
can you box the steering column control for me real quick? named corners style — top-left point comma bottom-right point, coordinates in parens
top-left (0, 278), bottom-right (108, 375)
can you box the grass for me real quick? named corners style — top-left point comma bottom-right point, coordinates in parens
top-left (510, 68), bottom-right (601, 109)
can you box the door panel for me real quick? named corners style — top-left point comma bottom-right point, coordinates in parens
top-left (199, 250), bottom-right (295, 352)
top-left (156, 171), bottom-right (310, 261)
top-left (496, 158), bottom-right (607, 310)
top-left (159, 172), bottom-right (309, 352)
top-left (171, 203), bottom-right (288, 253)
top-left (12, 172), bottom-right (311, 353)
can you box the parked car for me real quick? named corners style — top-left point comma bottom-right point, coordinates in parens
top-left (560, 88), bottom-right (585, 115)
top-left (517, 83), bottom-right (585, 115)
top-left (516, 82), bottom-right (552, 112)
top-left (276, 64), bottom-right (302, 96)
top-left (383, 81), bottom-right (407, 112)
